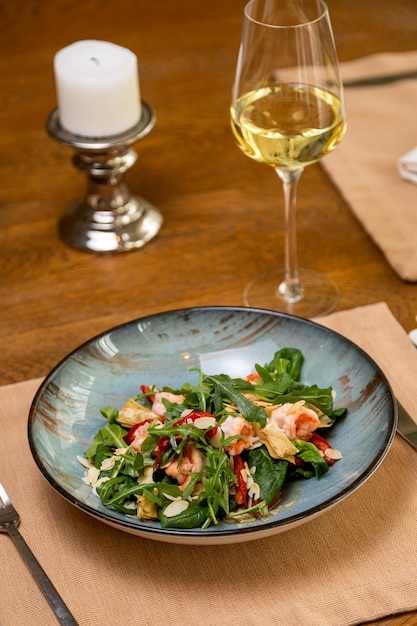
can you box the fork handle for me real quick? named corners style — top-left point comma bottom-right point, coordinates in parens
top-left (7, 523), bottom-right (78, 626)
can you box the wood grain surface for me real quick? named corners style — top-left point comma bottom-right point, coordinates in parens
top-left (0, 3), bottom-right (416, 621)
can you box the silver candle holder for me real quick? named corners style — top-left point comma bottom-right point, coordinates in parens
top-left (46, 102), bottom-right (162, 253)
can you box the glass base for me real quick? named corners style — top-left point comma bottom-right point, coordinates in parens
top-left (242, 268), bottom-right (339, 318)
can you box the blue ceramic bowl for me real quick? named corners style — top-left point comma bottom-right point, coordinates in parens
top-left (28, 307), bottom-right (396, 545)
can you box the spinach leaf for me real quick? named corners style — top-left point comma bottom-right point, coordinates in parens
top-left (160, 501), bottom-right (209, 529)
top-left (264, 348), bottom-right (304, 380)
top-left (247, 446), bottom-right (288, 505)
top-left (293, 439), bottom-right (329, 478)
top-left (242, 348), bottom-right (304, 402)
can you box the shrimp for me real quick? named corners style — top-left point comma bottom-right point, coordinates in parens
top-left (220, 415), bottom-right (255, 456)
top-left (165, 443), bottom-right (204, 491)
top-left (130, 421), bottom-right (153, 452)
top-left (269, 400), bottom-right (320, 441)
top-left (151, 391), bottom-right (185, 417)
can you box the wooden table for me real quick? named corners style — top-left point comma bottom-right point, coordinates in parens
top-left (0, 1), bottom-right (416, 624)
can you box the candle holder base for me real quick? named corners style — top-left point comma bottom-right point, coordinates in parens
top-left (46, 102), bottom-right (162, 253)
top-left (58, 195), bottom-right (162, 254)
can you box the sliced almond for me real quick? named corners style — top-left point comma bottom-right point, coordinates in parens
top-left (100, 457), bottom-right (116, 471)
top-left (76, 455), bottom-right (93, 469)
top-left (193, 416), bottom-right (217, 429)
top-left (248, 482), bottom-right (260, 500)
top-left (164, 498), bottom-right (189, 518)
top-left (82, 466), bottom-right (100, 485)
top-left (239, 468), bottom-right (248, 484)
top-left (325, 448), bottom-right (343, 460)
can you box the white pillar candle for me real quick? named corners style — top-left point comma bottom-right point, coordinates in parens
top-left (54, 40), bottom-right (142, 138)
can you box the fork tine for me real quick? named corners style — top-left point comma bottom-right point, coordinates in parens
top-left (0, 482), bottom-right (12, 508)
top-left (0, 482), bottom-right (19, 528)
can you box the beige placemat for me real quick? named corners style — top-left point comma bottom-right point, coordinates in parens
top-left (322, 51), bottom-right (417, 281)
top-left (1, 302), bottom-right (417, 626)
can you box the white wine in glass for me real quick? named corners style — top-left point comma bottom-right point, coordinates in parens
top-left (231, 0), bottom-right (346, 317)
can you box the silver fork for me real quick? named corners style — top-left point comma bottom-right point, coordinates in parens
top-left (0, 482), bottom-right (78, 626)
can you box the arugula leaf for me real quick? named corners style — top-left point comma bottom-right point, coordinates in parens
top-left (100, 405), bottom-right (119, 423)
top-left (85, 422), bottom-right (128, 460)
top-left (197, 447), bottom-right (235, 525)
top-left (96, 475), bottom-right (142, 512)
top-left (140, 433), bottom-right (159, 452)
top-left (278, 385), bottom-right (346, 422)
top-left (278, 385), bottom-right (333, 413)
top-left (204, 374), bottom-right (267, 426)
top-left (250, 375), bottom-right (296, 399)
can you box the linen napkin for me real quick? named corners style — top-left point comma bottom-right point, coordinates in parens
top-left (322, 51), bottom-right (417, 281)
top-left (1, 302), bottom-right (417, 626)
top-left (398, 145), bottom-right (417, 184)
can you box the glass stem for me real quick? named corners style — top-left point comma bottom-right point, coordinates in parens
top-left (276, 167), bottom-right (304, 303)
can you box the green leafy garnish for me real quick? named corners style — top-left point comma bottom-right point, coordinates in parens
top-left (204, 374), bottom-right (268, 426)
top-left (82, 347), bottom-right (347, 530)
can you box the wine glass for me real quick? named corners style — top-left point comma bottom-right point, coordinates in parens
top-left (231, 0), bottom-right (346, 317)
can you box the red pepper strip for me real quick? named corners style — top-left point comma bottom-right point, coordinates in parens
top-left (173, 411), bottom-right (218, 440)
top-left (309, 432), bottom-right (335, 465)
top-left (140, 384), bottom-right (155, 403)
top-left (233, 455), bottom-right (248, 507)
top-left (153, 436), bottom-right (171, 471)
top-left (124, 418), bottom-right (154, 444)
